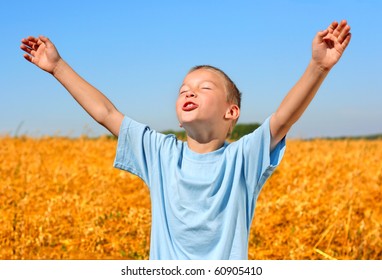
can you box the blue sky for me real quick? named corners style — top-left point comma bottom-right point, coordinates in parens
top-left (1, 0), bottom-right (381, 138)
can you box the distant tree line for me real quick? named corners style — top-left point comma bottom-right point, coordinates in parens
top-left (229, 123), bottom-right (261, 140)
top-left (162, 122), bottom-right (261, 141)
top-left (110, 123), bottom-right (382, 141)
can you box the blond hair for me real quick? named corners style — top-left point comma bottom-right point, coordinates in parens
top-left (188, 65), bottom-right (242, 110)
top-left (188, 65), bottom-right (242, 137)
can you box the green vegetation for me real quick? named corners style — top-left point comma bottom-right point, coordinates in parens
top-left (322, 134), bottom-right (382, 140)
top-left (84, 124), bottom-right (382, 141)
top-left (162, 125), bottom-right (382, 142)
top-left (161, 129), bottom-right (187, 140)
top-left (230, 123), bottom-right (261, 140)
top-left (162, 122), bottom-right (261, 141)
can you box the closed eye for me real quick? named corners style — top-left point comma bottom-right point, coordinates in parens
top-left (200, 82), bottom-right (214, 91)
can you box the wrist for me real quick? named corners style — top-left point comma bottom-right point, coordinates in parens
top-left (52, 58), bottom-right (66, 78)
top-left (309, 59), bottom-right (331, 76)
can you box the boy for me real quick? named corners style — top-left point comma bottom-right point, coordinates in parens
top-left (20, 20), bottom-right (351, 259)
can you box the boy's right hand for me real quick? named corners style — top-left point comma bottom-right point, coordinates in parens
top-left (20, 35), bottom-right (61, 75)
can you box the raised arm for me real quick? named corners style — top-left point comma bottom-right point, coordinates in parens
top-left (269, 20), bottom-right (352, 150)
top-left (20, 35), bottom-right (123, 137)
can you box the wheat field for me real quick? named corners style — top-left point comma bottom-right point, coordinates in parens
top-left (0, 136), bottom-right (381, 259)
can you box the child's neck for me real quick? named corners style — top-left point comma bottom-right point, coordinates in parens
top-left (186, 135), bottom-right (226, 154)
top-left (183, 122), bottom-right (230, 154)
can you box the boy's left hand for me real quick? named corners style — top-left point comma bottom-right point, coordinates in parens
top-left (312, 20), bottom-right (351, 72)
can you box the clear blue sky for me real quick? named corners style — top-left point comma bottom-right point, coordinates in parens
top-left (1, 0), bottom-right (381, 138)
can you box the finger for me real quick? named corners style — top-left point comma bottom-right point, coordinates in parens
top-left (333, 19), bottom-right (347, 37)
top-left (20, 43), bottom-right (39, 61)
top-left (318, 29), bottom-right (329, 38)
top-left (23, 53), bottom-right (33, 63)
top-left (341, 33), bottom-right (352, 50)
top-left (20, 43), bottom-right (33, 54)
top-left (21, 38), bottom-right (36, 49)
top-left (315, 29), bottom-right (329, 44)
top-left (24, 36), bottom-right (39, 43)
top-left (338, 24), bottom-right (351, 44)
top-left (38, 35), bottom-right (49, 42)
top-left (21, 37), bottom-right (40, 51)
top-left (22, 36), bottom-right (39, 46)
top-left (327, 21), bottom-right (338, 34)
top-left (38, 35), bottom-right (53, 48)
top-left (322, 33), bottom-right (335, 48)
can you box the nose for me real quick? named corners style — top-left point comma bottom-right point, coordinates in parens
top-left (186, 91), bottom-right (197, 98)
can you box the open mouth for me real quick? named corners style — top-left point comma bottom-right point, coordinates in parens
top-left (182, 102), bottom-right (199, 111)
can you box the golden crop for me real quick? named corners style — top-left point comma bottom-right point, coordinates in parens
top-left (1, 136), bottom-right (381, 259)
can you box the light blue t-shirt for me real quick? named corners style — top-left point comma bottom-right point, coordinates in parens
top-left (114, 116), bottom-right (286, 260)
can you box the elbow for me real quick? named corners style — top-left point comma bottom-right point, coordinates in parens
top-left (93, 108), bottom-right (110, 126)
top-left (92, 103), bottom-right (117, 125)
top-left (96, 108), bottom-right (123, 137)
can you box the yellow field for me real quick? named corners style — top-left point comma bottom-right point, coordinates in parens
top-left (1, 136), bottom-right (381, 259)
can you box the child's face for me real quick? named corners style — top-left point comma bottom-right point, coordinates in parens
top-left (176, 69), bottom-right (233, 134)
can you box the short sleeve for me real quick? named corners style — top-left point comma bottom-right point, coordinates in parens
top-left (113, 116), bottom-right (164, 184)
top-left (241, 116), bottom-right (286, 199)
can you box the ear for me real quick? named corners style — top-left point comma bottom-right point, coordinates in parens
top-left (224, 104), bottom-right (240, 121)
